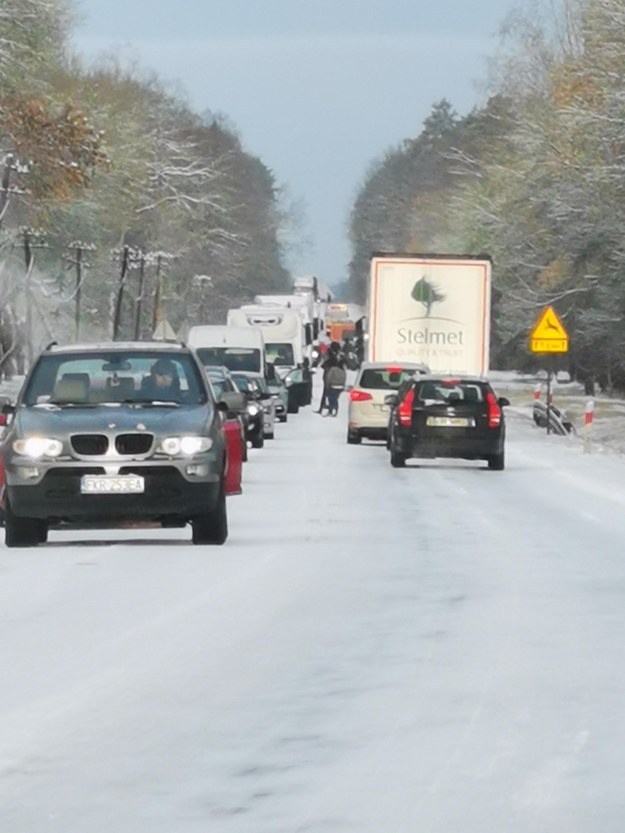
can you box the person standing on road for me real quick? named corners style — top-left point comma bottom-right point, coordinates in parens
top-left (325, 361), bottom-right (346, 416)
top-left (316, 341), bottom-right (341, 414)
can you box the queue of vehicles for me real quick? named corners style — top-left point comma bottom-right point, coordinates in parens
top-left (346, 252), bottom-right (510, 470)
top-left (0, 283), bottom-right (326, 548)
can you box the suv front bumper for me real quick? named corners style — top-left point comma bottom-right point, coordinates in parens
top-left (6, 460), bottom-right (222, 522)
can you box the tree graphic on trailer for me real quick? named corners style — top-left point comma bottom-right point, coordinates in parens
top-left (411, 277), bottom-right (445, 317)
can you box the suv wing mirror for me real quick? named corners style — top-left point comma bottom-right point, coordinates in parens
top-left (221, 391), bottom-right (246, 412)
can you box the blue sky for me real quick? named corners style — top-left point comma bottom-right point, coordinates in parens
top-left (72, 0), bottom-right (515, 288)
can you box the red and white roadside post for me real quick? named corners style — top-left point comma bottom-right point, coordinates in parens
top-left (584, 399), bottom-right (594, 454)
top-left (534, 384), bottom-right (541, 402)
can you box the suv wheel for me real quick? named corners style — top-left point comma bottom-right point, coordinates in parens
top-left (390, 446), bottom-right (407, 468)
top-left (487, 451), bottom-right (505, 471)
top-left (5, 502), bottom-right (44, 548)
top-left (347, 430), bottom-right (361, 445)
top-left (192, 479), bottom-right (228, 545)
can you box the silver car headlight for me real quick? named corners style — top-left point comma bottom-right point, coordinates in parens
top-left (247, 403), bottom-right (260, 416)
top-left (159, 436), bottom-right (213, 456)
top-left (13, 437), bottom-right (63, 459)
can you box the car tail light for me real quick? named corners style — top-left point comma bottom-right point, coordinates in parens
top-left (350, 389), bottom-right (373, 402)
top-left (398, 388), bottom-right (415, 426)
top-left (486, 391), bottom-right (502, 428)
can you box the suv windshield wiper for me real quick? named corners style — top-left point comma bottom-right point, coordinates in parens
top-left (121, 398), bottom-right (180, 407)
top-left (37, 401), bottom-right (100, 408)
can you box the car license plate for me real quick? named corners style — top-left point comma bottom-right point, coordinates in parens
top-left (81, 475), bottom-right (145, 494)
top-left (426, 416), bottom-right (475, 428)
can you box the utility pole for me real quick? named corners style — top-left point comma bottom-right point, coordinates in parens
top-left (112, 245), bottom-right (131, 341)
top-left (147, 251), bottom-right (176, 335)
top-left (21, 227), bottom-right (47, 367)
top-left (64, 241), bottom-right (96, 340)
top-left (133, 251), bottom-right (146, 340)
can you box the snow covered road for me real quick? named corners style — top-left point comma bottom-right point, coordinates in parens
top-left (2, 401), bottom-right (625, 831)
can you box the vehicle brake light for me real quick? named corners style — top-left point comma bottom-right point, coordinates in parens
top-left (386, 366), bottom-right (402, 374)
top-left (350, 389), bottom-right (373, 402)
top-left (442, 378), bottom-right (461, 386)
top-left (486, 391), bottom-right (501, 428)
top-left (398, 388), bottom-right (414, 426)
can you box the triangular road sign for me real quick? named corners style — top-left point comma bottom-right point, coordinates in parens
top-left (530, 306), bottom-right (569, 353)
top-left (152, 319), bottom-right (177, 341)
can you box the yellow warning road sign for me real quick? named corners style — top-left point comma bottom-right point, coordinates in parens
top-left (530, 306), bottom-right (569, 353)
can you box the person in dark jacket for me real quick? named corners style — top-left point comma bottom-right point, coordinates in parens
top-left (140, 358), bottom-right (181, 401)
top-left (315, 342), bottom-right (341, 414)
top-left (318, 344), bottom-right (346, 416)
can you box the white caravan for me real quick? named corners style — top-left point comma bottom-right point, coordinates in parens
top-left (187, 325), bottom-right (266, 377)
top-left (253, 293), bottom-right (316, 347)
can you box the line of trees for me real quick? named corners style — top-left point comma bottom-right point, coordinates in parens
top-left (349, 0), bottom-right (625, 391)
top-left (0, 0), bottom-right (292, 374)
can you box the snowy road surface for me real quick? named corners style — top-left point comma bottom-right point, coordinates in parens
top-left (2, 400), bottom-right (625, 831)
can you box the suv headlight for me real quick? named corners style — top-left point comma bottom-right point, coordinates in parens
top-left (13, 437), bottom-right (63, 459)
top-left (247, 403), bottom-right (260, 416)
top-left (159, 436), bottom-right (213, 456)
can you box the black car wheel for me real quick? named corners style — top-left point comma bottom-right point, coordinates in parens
top-left (278, 414), bottom-right (287, 423)
top-left (5, 501), bottom-right (43, 548)
top-left (487, 451), bottom-right (505, 471)
top-left (347, 430), bottom-right (361, 445)
top-left (192, 478), bottom-right (228, 545)
top-left (390, 443), bottom-right (407, 467)
top-left (287, 403), bottom-right (299, 414)
top-left (251, 432), bottom-right (264, 449)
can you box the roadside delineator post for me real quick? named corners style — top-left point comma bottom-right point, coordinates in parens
top-left (583, 399), bottom-right (594, 454)
top-left (534, 384), bottom-right (541, 401)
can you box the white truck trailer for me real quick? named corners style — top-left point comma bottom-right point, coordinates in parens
top-left (367, 253), bottom-right (492, 375)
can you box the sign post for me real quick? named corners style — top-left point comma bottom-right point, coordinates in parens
top-left (529, 306), bottom-right (569, 435)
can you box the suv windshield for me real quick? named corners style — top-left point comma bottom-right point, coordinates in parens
top-left (22, 352), bottom-right (208, 406)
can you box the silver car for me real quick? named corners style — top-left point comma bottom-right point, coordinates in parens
top-left (1, 342), bottom-right (228, 547)
top-left (347, 361), bottom-right (429, 444)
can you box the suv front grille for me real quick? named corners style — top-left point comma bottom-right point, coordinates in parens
top-left (71, 434), bottom-right (109, 455)
top-left (115, 433), bottom-right (153, 455)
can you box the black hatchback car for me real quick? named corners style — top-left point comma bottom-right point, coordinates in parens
top-left (386, 375), bottom-right (510, 470)
top-left (1, 342), bottom-right (229, 546)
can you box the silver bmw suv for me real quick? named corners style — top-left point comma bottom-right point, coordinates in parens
top-left (2, 342), bottom-right (228, 547)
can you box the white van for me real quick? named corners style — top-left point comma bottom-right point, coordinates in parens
top-left (187, 325), bottom-right (266, 378)
top-left (227, 306), bottom-right (304, 368)
top-left (227, 306), bottom-right (310, 412)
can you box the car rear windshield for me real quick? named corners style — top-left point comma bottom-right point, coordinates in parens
top-left (416, 380), bottom-right (485, 404)
top-left (196, 347), bottom-right (261, 373)
top-left (359, 368), bottom-right (416, 390)
top-left (22, 352), bottom-right (208, 406)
